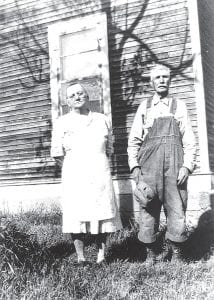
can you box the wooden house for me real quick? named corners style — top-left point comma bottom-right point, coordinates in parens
top-left (0, 0), bottom-right (213, 224)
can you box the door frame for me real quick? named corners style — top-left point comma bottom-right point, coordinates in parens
top-left (48, 12), bottom-right (112, 123)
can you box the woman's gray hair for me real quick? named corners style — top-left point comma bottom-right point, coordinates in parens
top-left (66, 82), bottom-right (89, 98)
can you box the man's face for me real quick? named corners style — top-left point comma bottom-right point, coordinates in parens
top-left (66, 84), bottom-right (89, 109)
top-left (151, 69), bottom-right (171, 96)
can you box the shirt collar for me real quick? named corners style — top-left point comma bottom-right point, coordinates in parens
top-left (153, 94), bottom-right (170, 106)
top-left (70, 109), bottom-right (93, 126)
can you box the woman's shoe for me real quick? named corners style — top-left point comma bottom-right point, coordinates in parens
top-left (96, 251), bottom-right (105, 264)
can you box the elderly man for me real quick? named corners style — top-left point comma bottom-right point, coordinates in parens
top-left (127, 64), bottom-right (196, 262)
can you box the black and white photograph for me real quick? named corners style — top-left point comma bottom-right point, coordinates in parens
top-left (0, 0), bottom-right (213, 299)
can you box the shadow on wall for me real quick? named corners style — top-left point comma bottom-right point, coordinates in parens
top-left (105, 0), bottom-right (194, 177)
top-left (211, 193), bottom-right (214, 209)
top-left (183, 208), bottom-right (214, 261)
top-left (106, 0), bottom-right (194, 224)
top-left (0, 0), bottom-right (196, 213)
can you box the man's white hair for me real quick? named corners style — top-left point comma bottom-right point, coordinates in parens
top-left (150, 64), bottom-right (171, 81)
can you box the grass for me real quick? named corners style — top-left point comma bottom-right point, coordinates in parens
top-left (0, 207), bottom-right (214, 299)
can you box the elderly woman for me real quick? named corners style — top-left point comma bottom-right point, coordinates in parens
top-left (51, 82), bottom-right (122, 264)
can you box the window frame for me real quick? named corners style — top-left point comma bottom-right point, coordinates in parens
top-left (48, 12), bottom-right (112, 123)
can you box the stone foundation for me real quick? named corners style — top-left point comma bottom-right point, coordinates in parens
top-left (0, 174), bottom-right (212, 228)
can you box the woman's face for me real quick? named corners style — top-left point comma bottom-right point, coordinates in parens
top-left (66, 84), bottom-right (89, 110)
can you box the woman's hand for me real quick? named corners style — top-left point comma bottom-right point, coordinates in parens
top-left (54, 156), bottom-right (64, 167)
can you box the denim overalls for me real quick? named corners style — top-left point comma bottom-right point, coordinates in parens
top-left (137, 99), bottom-right (188, 244)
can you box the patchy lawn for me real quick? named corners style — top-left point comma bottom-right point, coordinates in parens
top-left (0, 208), bottom-right (214, 299)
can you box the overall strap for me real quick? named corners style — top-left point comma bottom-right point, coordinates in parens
top-left (146, 97), bottom-right (153, 109)
top-left (140, 97), bottom-right (153, 138)
top-left (170, 98), bottom-right (177, 115)
top-left (143, 97), bottom-right (153, 125)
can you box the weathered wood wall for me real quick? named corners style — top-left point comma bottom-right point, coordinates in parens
top-left (0, 0), bottom-right (200, 186)
top-left (197, 0), bottom-right (214, 172)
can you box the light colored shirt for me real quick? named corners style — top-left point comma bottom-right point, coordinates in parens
top-left (127, 94), bottom-right (196, 173)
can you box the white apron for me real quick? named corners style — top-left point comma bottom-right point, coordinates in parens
top-left (52, 111), bottom-right (122, 233)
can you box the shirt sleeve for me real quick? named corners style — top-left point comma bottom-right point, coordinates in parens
top-left (127, 102), bottom-right (146, 172)
top-left (104, 115), bottom-right (114, 157)
top-left (51, 117), bottom-right (64, 158)
top-left (177, 101), bottom-right (197, 173)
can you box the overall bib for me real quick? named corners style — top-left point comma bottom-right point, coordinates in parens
top-left (137, 99), bottom-right (188, 243)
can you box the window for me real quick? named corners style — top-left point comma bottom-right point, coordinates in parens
top-left (48, 12), bottom-right (111, 120)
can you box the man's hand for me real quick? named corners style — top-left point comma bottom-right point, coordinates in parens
top-left (177, 167), bottom-right (189, 185)
top-left (132, 167), bottom-right (141, 184)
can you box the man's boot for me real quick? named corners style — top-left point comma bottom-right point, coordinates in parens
top-left (166, 240), bottom-right (183, 262)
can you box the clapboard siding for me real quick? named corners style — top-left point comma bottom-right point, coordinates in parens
top-left (0, 0), bottom-right (185, 28)
top-left (108, 1), bottom-right (198, 175)
top-left (197, 0), bottom-right (214, 171)
top-left (0, 0), bottom-right (200, 184)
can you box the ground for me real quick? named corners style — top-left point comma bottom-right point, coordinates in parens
top-left (0, 207), bottom-right (214, 299)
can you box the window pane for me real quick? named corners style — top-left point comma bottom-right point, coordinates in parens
top-left (61, 50), bottom-right (101, 79)
top-left (60, 29), bottom-right (97, 56)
